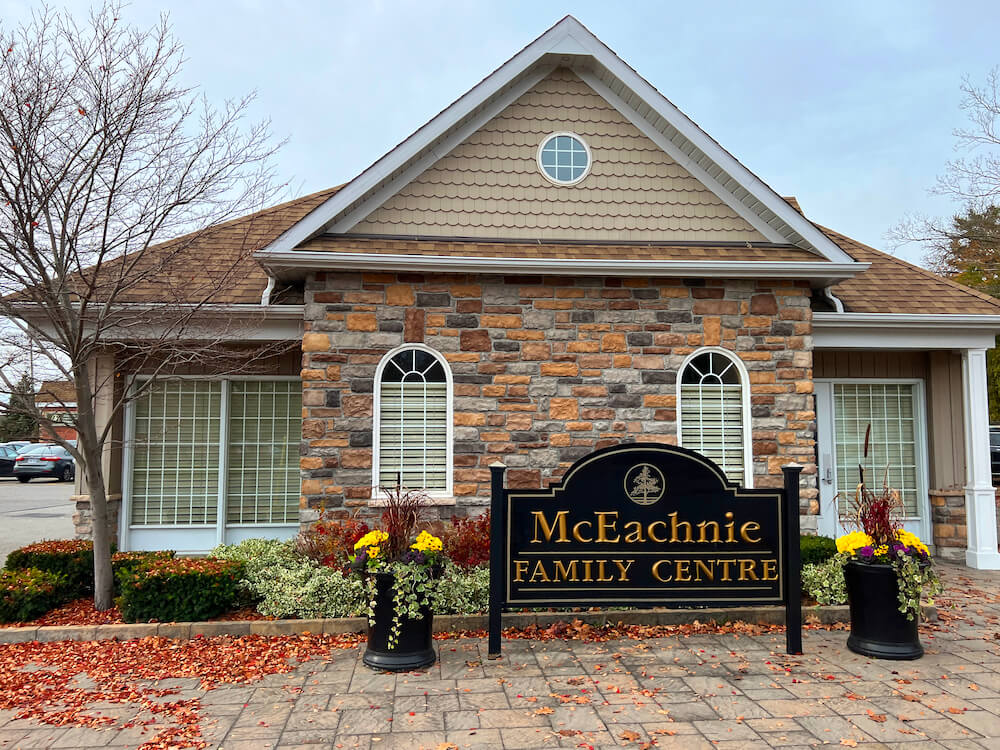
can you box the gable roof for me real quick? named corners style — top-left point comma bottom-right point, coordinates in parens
top-left (35, 381), bottom-right (76, 406)
top-left (256, 16), bottom-right (859, 266)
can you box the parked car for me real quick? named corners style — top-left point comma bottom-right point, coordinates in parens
top-left (12, 444), bottom-right (75, 483)
top-left (991, 426), bottom-right (1000, 483)
top-left (0, 445), bottom-right (18, 477)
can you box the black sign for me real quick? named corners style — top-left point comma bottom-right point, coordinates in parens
top-left (487, 443), bottom-right (802, 656)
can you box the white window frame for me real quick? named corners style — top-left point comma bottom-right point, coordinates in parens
top-left (676, 346), bottom-right (754, 487)
top-left (815, 378), bottom-right (931, 540)
top-left (536, 132), bottom-right (593, 186)
top-left (372, 343), bottom-right (454, 499)
top-left (120, 375), bottom-right (301, 552)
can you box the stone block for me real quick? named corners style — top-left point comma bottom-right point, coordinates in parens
top-left (190, 621), bottom-right (251, 638)
top-left (324, 617), bottom-right (368, 634)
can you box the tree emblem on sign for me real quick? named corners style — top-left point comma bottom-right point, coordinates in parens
top-left (624, 463), bottom-right (665, 505)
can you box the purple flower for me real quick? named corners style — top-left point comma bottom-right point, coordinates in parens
top-left (858, 546), bottom-right (874, 558)
top-left (402, 549), bottom-right (427, 565)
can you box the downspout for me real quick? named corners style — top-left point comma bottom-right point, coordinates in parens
top-left (822, 286), bottom-right (845, 313)
top-left (260, 274), bottom-right (276, 306)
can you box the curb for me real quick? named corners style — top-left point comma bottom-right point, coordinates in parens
top-left (0, 604), bottom-right (937, 645)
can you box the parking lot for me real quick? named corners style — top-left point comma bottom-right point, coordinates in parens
top-left (0, 477), bottom-right (75, 564)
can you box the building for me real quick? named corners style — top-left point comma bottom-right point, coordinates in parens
top-left (53, 18), bottom-right (1000, 567)
top-left (35, 381), bottom-right (77, 443)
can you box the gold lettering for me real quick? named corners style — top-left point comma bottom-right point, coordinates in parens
top-left (669, 512), bottom-right (693, 543)
top-left (696, 520), bottom-right (721, 543)
top-left (529, 560), bottom-right (551, 583)
top-left (739, 559), bottom-right (758, 581)
top-left (761, 559), bottom-right (778, 581)
top-left (694, 559), bottom-right (714, 582)
top-left (648, 520), bottom-right (668, 543)
top-left (623, 521), bottom-right (645, 543)
top-left (724, 511), bottom-right (736, 542)
top-left (740, 521), bottom-right (762, 543)
top-left (596, 512), bottom-right (620, 543)
top-left (652, 559), bottom-right (673, 582)
top-left (596, 560), bottom-right (615, 582)
top-left (573, 521), bottom-right (593, 543)
top-left (581, 560), bottom-right (594, 582)
top-left (514, 560), bottom-right (529, 582)
top-left (675, 559), bottom-right (691, 582)
top-left (719, 558), bottom-right (735, 581)
top-left (553, 560), bottom-right (579, 582)
top-left (613, 559), bottom-right (634, 582)
top-left (532, 511), bottom-right (569, 543)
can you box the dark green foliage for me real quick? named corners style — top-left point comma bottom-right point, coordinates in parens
top-left (111, 550), bottom-right (174, 592)
top-left (5, 539), bottom-right (97, 597)
top-left (800, 534), bottom-right (838, 566)
top-left (0, 373), bottom-right (37, 442)
top-left (0, 568), bottom-right (66, 623)
top-left (116, 557), bottom-right (244, 623)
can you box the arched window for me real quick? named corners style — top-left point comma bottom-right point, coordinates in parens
top-left (677, 348), bottom-right (752, 486)
top-left (373, 345), bottom-right (452, 494)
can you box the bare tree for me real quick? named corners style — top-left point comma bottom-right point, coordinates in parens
top-left (0, 3), bottom-right (288, 608)
top-left (890, 67), bottom-right (1000, 256)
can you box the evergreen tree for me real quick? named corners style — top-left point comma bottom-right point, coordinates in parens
top-left (0, 374), bottom-right (36, 441)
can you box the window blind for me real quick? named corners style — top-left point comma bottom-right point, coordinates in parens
top-left (130, 381), bottom-right (221, 525)
top-left (378, 381), bottom-right (448, 490)
top-left (834, 383), bottom-right (919, 516)
top-left (130, 379), bottom-right (300, 528)
top-left (680, 383), bottom-right (746, 483)
top-left (226, 380), bottom-right (302, 524)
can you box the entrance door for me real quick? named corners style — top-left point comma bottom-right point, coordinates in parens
top-left (815, 380), bottom-right (931, 542)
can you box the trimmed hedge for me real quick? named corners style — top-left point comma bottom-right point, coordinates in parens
top-left (116, 557), bottom-right (244, 623)
top-left (0, 568), bottom-right (67, 623)
top-left (5, 539), bottom-right (98, 597)
top-left (800, 534), bottom-right (838, 566)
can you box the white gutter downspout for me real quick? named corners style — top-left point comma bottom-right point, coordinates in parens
top-left (260, 275), bottom-right (276, 306)
top-left (822, 286), bottom-right (845, 313)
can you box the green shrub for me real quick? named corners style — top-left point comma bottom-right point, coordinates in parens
top-left (253, 557), bottom-right (365, 619)
top-left (800, 534), bottom-right (838, 566)
top-left (5, 539), bottom-right (98, 597)
top-left (0, 568), bottom-right (67, 623)
top-left (802, 555), bottom-right (848, 605)
top-left (116, 558), bottom-right (244, 623)
top-left (111, 551), bottom-right (174, 592)
top-left (211, 538), bottom-right (300, 604)
top-left (431, 563), bottom-right (489, 615)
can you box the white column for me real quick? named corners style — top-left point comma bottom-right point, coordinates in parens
top-left (962, 348), bottom-right (1000, 569)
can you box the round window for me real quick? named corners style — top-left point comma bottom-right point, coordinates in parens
top-left (537, 132), bottom-right (591, 185)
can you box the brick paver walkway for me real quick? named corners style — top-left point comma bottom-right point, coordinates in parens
top-left (1, 562), bottom-right (999, 749)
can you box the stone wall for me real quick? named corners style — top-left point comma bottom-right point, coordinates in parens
top-left (931, 487), bottom-right (1000, 561)
top-left (299, 271), bottom-right (817, 521)
top-left (72, 494), bottom-right (120, 541)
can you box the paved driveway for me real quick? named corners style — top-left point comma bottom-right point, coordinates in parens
top-left (0, 476), bottom-right (75, 564)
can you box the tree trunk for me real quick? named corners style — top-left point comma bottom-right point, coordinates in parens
top-left (73, 361), bottom-right (115, 611)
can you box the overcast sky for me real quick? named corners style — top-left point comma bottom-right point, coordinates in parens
top-left (4, 0), bottom-right (1000, 267)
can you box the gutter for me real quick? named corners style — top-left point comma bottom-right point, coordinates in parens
top-left (813, 312), bottom-right (1000, 330)
top-left (259, 250), bottom-right (868, 284)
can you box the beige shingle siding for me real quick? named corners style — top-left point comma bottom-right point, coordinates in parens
top-left (352, 69), bottom-right (769, 243)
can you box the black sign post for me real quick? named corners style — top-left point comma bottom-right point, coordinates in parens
top-left (486, 443), bottom-right (803, 658)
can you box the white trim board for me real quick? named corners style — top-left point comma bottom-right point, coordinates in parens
top-left (813, 313), bottom-right (1000, 350)
top-left (255, 16), bottom-right (858, 264)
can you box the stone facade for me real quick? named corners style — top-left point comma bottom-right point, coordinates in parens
top-left (299, 271), bottom-right (817, 521)
top-left (931, 488), bottom-right (1000, 561)
top-left (72, 494), bottom-right (120, 541)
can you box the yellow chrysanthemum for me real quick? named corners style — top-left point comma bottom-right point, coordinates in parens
top-left (896, 529), bottom-right (929, 555)
top-left (354, 529), bottom-right (388, 551)
top-left (367, 546), bottom-right (381, 559)
top-left (410, 530), bottom-right (443, 552)
top-left (836, 531), bottom-right (873, 555)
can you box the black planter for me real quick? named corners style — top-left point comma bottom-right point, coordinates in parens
top-left (844, 560), bottom-right (923, 660)
top-left (362, 571), bottom-right (436, 672)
